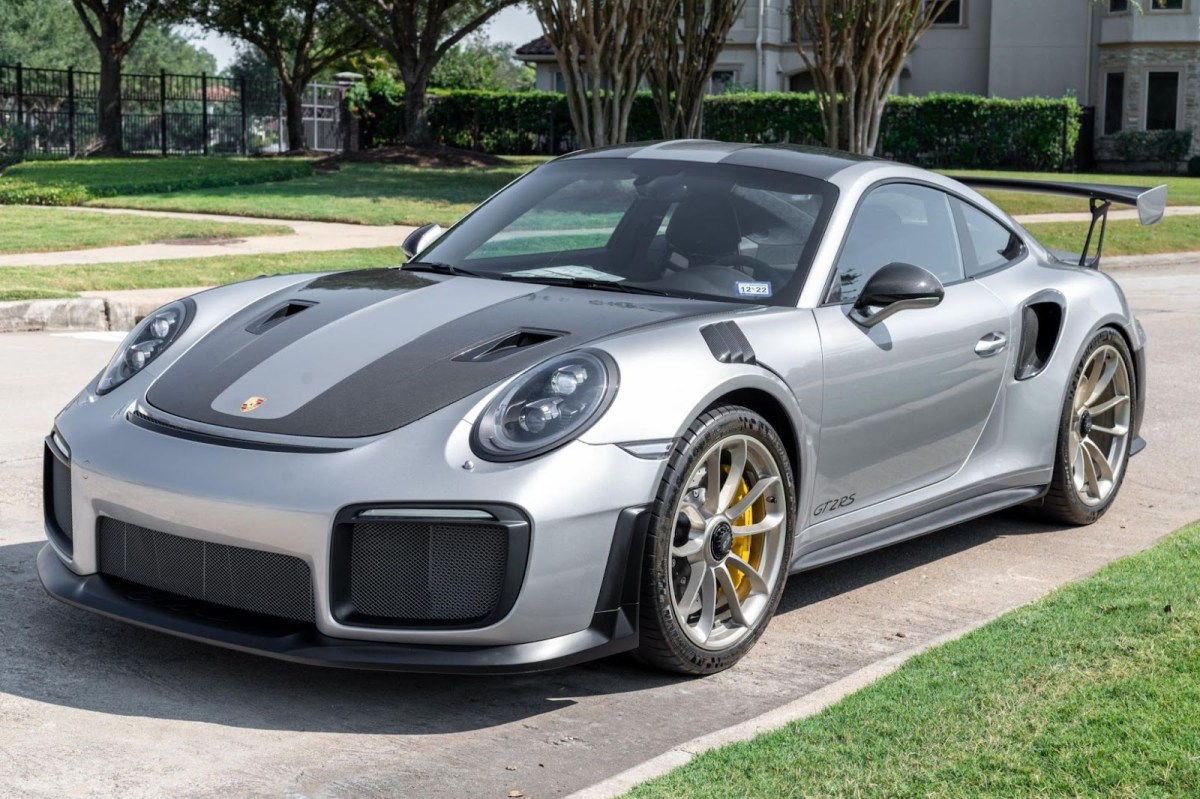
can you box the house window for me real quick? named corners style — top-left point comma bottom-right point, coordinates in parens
top-left (1104, 72), bottom-right (1125, 135)
top-left (1146, 71), bottom-right (1180, 130)
top-left (1109, 0), bottom-right (1129, 12)
top-left (934, 0), bottom-right (963, 25)
top-left (710, 69), bottom-right (738, 95)
top-left (1149, 0), bottom-right (1184, 10)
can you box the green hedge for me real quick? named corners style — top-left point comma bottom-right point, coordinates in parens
top-left (1113, 128), bottom-right (1192, 166)
top-left (356, 88), bottom-right (1081, 171)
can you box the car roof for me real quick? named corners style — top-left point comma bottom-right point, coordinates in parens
top-left (555, 140), bottom-right (883, 181)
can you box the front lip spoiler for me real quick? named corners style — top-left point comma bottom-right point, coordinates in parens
top-left (35, 507), bottom-right (649, 674)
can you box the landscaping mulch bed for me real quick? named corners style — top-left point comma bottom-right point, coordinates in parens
top-left (318, 145), bottom-right (511, 169)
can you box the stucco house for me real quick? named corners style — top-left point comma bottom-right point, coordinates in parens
top-left (515, 0), bottom-right (1200, 158)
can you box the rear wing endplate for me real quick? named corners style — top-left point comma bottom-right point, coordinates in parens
top-left (949, 176), bottom-right (1168, 267)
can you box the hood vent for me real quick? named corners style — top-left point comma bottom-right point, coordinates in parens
top-left (454, 328), bottom-right (564, 362)
top-left (246, 300), bottom-right (317, 335)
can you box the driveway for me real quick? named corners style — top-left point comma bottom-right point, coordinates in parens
top-left (1, 265), bottom-right (1198, 798)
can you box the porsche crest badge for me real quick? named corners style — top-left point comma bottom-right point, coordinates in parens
top-left (240, 396), bottom-right (266, 413)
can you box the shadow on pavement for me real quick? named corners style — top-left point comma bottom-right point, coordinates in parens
top-left (1, 510), bottom-right (1060, 735)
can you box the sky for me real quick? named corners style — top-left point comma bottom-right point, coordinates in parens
top-left (189, 6), bottom-right (544, 71)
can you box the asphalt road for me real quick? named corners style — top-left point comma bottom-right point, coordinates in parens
top-left (2, 266), bottom-right (1198, 799)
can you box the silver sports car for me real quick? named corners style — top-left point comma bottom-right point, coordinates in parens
top-left (42, 142), bottom-right (1163, 674)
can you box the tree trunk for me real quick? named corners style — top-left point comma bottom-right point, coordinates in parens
top-left (402, 76), bottom-right (432, 147)
top-left (96, 43), bottom-right (123, 154)
top-left (282, 82), bottom-right (308, 152)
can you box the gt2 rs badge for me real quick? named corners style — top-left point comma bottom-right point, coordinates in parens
top-left (240, 396), bottom-right (266, 413)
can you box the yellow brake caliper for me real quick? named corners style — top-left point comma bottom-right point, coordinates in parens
top-left (725, 469), bottom-right (759, 601)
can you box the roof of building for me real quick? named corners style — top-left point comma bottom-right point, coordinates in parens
top-left (515, 36), bottom-right (555, 58)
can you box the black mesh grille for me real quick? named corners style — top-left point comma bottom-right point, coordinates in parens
top-left (348, 521), bottom-right (509, 623)
top-left (44, 443), bottom-right (73, 550)
top-left (97, 518), bottom-right (315, 623)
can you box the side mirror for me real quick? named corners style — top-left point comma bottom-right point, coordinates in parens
top-left (850, 262), bottom-right (945, 328)
top-left (402, 223), bottom-right (444, 259)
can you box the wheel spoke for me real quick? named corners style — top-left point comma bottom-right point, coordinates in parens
top-left (716, 439), bottom-right (748, 513)
top-left (1083, 438), bottom-right (1115, 482)
top-left (1076, 353), bottom-right (1104, 411)
top-left (1088, 394), bottom-right (1129, 416)
top-left (715, 565), bottom-right (749, 626)
top-left (703, 447), bottom-right (722, 514)
top-left (677, 561), bottom-right (706, 612)
top-left (695, 568), bottom-right (717, 641)
top-left (672, 505), bottom-right (707, 559)
top-left (1080, 439), bottom-right (1101, 497)
top-left (1085, 352), bottom-right (1118, 407)
top-left (726, 474), bottom-right (780, 521)
top-left (727, 553), bottom-right (769, 594)
top-left (732, 509), bottom-right (785, 537)
top-left (1091, 423), bottom-right (1128, 437)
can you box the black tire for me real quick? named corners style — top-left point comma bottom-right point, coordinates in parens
top-left (636, 405), bottom-right (795, 675)
top-left (1040, 328), bottom-right (1135, 525)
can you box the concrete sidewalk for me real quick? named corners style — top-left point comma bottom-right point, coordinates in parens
top-left (1014, 205), bottom-right (1200, 224)
top-left (0, 207), bottom-right (414, 267)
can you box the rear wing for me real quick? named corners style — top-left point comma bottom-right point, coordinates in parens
top-left (949, 176), bottom-right (1168, 267)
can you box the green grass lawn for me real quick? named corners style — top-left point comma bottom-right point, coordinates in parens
top-left (0, 157), bottom-right (313, 205)
top-left (1024, 214), bottom-right (1200, 258)
top-left (628, 521), bottom-right (1200, 799)
top-left (85, 158), bottom-right (548, 226)
top-left (0, 207), bottom-right (290, 255)
top-left (0, 247), bottom-right (406, 300)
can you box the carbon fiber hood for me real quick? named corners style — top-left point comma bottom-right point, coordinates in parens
top-left (146, 269), bottom-right (728, 438)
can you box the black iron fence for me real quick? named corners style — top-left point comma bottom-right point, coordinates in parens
top-left (0, 63), bottom-right (346, 157)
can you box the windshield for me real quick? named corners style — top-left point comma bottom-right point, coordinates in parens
top-left (414, 157), bottom-right (837, 306)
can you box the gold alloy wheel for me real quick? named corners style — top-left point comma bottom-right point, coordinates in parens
top-left (1070, 343), bottom-right (1132, 507)
top-left (667, 434), bottom-right (787, 651)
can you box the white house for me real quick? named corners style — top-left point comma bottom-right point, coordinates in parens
top-left (516, 0), bottom-right (1200, 157)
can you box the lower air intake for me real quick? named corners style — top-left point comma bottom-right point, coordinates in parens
top-left (332, 507), bottom-right (530, 628)
top-left (97, 518), bottom-right (315, 623)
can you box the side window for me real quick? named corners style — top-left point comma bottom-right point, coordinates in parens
top-left (831, 184), bottom-right (964, 304)
top-left (956, 200), bottom-right (1025, 277)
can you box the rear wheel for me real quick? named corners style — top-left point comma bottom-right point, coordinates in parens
top-left (637, 405), bottom-right (795, 674)
top-left (1042, 329), bottom-right (1135, 525)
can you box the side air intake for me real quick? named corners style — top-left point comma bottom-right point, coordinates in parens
top-left (1016, 300), bottom-right (1064, 380)
top-left (700, 321), bottom-right (756, 365)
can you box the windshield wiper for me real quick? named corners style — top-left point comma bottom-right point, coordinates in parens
top-left (402, 261), bottom-right (490, 278)
top-left (500, 275), bottom-right (672, 297)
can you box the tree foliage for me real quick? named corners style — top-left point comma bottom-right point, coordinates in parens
top-left (643, 0), bottom-right (744, 139)
top-left (0, 0), bottom-right (213, 74)
top-left (431, 37), bottom-right (534, 92)
top-left (792, 0), bottom-right (954, 154)
top-left (333, 0), bottom-right (520, 146)
top-left (187, 0), bottom-right (366, 150)
top-left (530, 0), bottom-right (658, 148)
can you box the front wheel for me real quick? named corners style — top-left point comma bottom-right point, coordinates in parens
top-left (1041, 329), bottom-right (1136, 525)
top-left (637, 405), bottom-right (795, 675)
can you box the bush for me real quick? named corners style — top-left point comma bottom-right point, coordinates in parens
top-left (1113, 129), bottom-right (1192, 170)
top-left (1188, 155), bottom-right (1200, 177)
top-left (0, 178), bottom-right (90, 206)
top-left (351, 86), bottom-right (1081, 171)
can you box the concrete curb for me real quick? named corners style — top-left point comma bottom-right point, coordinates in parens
top-left (0, 287), bottom-right (204, 333)
top-left (563, 617), bottom-right (992, 799)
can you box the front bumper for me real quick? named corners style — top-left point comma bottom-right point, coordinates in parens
top-left (38, 506), bottom-right (648, 673)
top-left (44, 384), bottom-right (663, 671)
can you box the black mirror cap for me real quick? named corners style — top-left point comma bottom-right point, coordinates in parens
top-left (854, 262), bottom-right (945, 310)
top-left (402, 223), bottom-right (441, 259)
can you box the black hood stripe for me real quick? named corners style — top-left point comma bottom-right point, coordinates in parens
top-left (148, 270), bottom-right (729, 438)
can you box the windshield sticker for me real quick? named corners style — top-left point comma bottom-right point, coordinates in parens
top-left (511, 265), bottom-right (626, 282)
top-left (735, 281), bottom-right (773, 298)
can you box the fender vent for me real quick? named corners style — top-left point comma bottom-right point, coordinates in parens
top-left (700, 321), bottom-right (756, 365)
top-left (1016, 301), bottom-right (1064, 380)
top-left (454, 328), bottom-right (563, 362)
top-left (246, 300), bottom-right (316, 334)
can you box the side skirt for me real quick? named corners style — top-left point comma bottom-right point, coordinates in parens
top-left (789, 485), bottom-right (1046, 574)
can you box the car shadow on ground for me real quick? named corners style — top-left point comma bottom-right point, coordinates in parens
top-left (1, 510), bottom-right (1064, 736)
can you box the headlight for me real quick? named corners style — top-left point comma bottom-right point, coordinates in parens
top-left (96, 300), bottom-right (193, 394)
top-left (471, 350), bottom-right (618, 461)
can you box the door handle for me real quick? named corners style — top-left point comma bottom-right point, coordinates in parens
top-left (975, 332), bottom-right (1007, 357)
